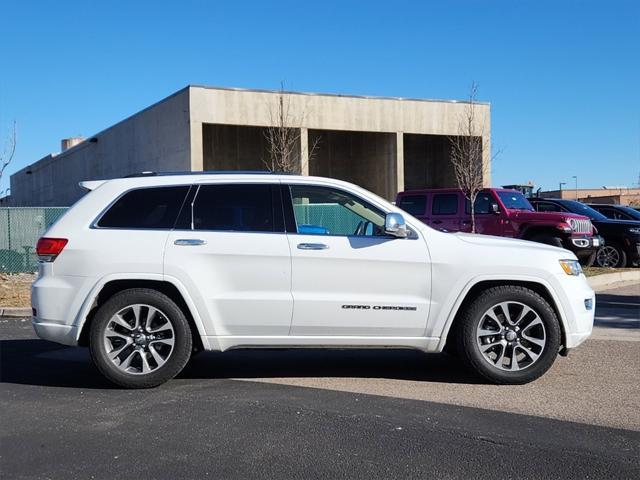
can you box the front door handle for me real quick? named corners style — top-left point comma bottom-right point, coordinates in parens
top-left (174, 239), bottom-right (207, 246)
top-left (297, 243), bottom-right (329, 250)
top-left (432, 220), bottom-right (443, 225)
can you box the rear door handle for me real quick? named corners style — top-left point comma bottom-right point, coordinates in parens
top-left (297, 243), bottom-right (329, 250)
top-left (432, 220), bottom-right (443, 224)
top-left (174, 239), bottom-right (207, 246)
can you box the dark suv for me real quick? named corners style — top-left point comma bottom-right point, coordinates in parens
top-left (529, 198), bottom-right (640, 268)
top-left (396, 188), bottom-right (601, 265)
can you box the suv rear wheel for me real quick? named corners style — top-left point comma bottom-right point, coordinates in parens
top-left (89, 288), bottom-right (192, 388)
top-left (456, 286), bottom-right (561, 384)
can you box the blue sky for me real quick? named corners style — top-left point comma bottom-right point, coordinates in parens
top-left (1, 0), bottom-right (638, 194)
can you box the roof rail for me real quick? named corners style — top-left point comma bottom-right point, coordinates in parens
top-left (123, 170), bottom-right (294, 178)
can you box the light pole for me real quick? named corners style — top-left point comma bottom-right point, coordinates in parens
top-left (559, 182), bottom-right (566, 194)
top-left (572, 176), bottom-right (578, 199)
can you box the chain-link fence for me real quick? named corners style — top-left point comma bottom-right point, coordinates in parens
top-left (293, 204), bottom-right (363, 235)
top-left (0, 208), bottom-right (69, 273)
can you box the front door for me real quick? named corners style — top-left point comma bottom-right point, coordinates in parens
top-left (284, 183), bottom-right (431, 337)
top-left (461, 191), bottom-right (504, 235)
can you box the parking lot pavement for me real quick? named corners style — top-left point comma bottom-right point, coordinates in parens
top-left (1, 318), bottom-right (639, 479)
top-left (1, 284), bottom-right (639, 478)
top-left (592, 283), bottom-right (640, 338)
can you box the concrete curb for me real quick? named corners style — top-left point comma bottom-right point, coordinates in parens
top-left (0, 307), bottom-right (31, 318)
top-left (587, 271), bottom-right (640, 292)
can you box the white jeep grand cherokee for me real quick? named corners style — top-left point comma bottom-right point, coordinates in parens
top-left (32, 173), bottom-right (594, 388)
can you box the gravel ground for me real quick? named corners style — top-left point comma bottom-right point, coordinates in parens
top-left (0, 273), bottom-right (34, 308)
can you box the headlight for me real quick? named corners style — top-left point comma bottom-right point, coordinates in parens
top-left (558, 222), bottom-right (572, 233)
top-left (629, 227), bottom-right (640, 235)
top-left (568, 218), bottom-right (577, 230)
top-left (559, 259), bottom-right (582, 276)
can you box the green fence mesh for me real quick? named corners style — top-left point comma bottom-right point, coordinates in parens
top-left (0, 208), bottom-right (69, 273)
top-left (293, 204), bottom-right (361, 235)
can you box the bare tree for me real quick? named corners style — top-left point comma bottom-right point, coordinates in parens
top-left (263, 84), bottom-right (319, 173)
top-left (0, 121), bottom-right (17, 183)
top-left (448, 82), bottom-right (492, 233)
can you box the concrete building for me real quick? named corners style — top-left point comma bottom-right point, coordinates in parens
top-left (539, 188), bottom-right (640, 206)
top-left (6, 85), bottom-right (491, 206)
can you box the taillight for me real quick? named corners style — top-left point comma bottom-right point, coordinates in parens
top-left (36, 237), bottom-right (68, 262)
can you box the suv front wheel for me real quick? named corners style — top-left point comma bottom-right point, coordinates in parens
top-left (89, 288), bottom-right (193, 388)
top-left (456, 286), bottom-right (561, 384)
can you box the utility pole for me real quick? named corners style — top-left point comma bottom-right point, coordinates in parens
top-left (572, 175), bottom-right (578, 199)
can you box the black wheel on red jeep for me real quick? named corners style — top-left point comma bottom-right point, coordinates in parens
top-left (529, 234), bottom-right (563, 248)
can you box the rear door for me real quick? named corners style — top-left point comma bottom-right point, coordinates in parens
top-left (164, 182), bottom-right (293, 337)
top-left (430, 193), bottom-right (461, 231)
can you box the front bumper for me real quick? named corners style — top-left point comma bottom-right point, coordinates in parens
top-left (550, 273), bottom-right (595, 349)
top-left (564, 235), bottom-right (603, 260)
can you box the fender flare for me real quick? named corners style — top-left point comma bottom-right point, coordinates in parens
top-left (435, 273), bottom-right (569, 352)
top-left (72, 273), bottom-right (210, 349)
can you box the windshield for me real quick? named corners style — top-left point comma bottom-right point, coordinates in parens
top-left (560, 200), bottom-right (608, 220)
top-left (496, 191), bottom-right (534, 211)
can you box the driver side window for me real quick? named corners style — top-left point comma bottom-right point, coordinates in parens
top-left (288, 185), bottom-right (386, 236)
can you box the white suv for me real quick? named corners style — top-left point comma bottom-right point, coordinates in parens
top-left (32, 173), bottom-right (595, 388)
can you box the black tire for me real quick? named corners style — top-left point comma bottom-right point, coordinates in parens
top-left (580, 251), bottom-right (596, 267)
top-left (595, 244), bottom-right (627, 268)
top-left (529, 234), bottom-right (563, 248)
top-left (455, 286), bottom-right (561, 384)
top-left (89, 288), bottom-right (192, 388)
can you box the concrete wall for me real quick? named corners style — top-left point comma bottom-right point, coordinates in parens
top-left (9, 85), bottom-right (492, 206)
top-left (9, 89), bottom-right (192, 206)
top-left (188, 86), bottom-right (492, 191)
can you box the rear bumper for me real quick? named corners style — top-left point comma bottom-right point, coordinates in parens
top-left (31, 320), bottom-right (79, 346)
top-left (31, 267), bottom-right (92, 346)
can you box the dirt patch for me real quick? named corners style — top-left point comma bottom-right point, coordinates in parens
top-left (583, 266), bottom-right (636, 277)
top-left (0, 273), bottom-right (34, 308)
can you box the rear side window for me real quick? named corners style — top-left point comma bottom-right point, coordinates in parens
top-left (192, 184), bottom-right (280, 232)
top-left (432, 194), bottom-right (458, 215)
top-left (398, 195), bottom-right (427, 216)
top-left (97, 186), bottom-right (189, 229)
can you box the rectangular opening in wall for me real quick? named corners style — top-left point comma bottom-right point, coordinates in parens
top-left (202, 123), bottom-right (301, 173)
top-left (308, 129), bottom-right (397, 200)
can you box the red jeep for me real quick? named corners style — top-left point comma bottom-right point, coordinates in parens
top-left (396, 188), bottom-right (601, 264)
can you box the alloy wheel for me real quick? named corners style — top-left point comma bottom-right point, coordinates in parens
top-left (596, 246), bottom-right (620, 268)
top-left (103, 304), bottom-right (175, 375)
top-left (475, 301), bottom-right (546, 371)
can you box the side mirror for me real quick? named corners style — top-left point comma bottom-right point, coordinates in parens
top-left (491, 203), bottom-right (500, 214)
top-left (385, 213), bottom-right (408, 238)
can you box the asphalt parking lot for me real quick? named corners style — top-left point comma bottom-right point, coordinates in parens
top-left (1, 284), bottom-right (639, 479)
